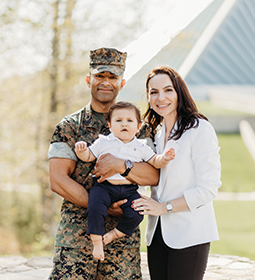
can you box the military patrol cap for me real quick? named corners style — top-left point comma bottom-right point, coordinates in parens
top-left (89, 47), bottom-right (127, 76)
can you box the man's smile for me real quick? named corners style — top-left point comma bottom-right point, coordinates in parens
top-left (98, 87), bottom-right (113, 92)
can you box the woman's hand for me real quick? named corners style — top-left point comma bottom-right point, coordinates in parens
top-left (132, 194), bottom-right (168, 216)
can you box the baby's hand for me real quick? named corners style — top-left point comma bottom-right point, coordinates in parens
top-left (75, 141), bottom-right (87, 152)
top-left (164, 148), bottom-right (175, 161)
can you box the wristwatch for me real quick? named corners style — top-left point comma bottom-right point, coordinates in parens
top-left (120, 159), bottom-right (134, 177)
top-left (166, 202), bottom-right (173, 213)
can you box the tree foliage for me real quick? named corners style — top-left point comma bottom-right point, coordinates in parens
top-left (0, 0), bottom-right (157, 254)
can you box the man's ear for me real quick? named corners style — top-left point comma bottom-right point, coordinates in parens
top-left (120, 79), bottom-right (126, 91)
top-left (86, 75), bottom-right (91, 88)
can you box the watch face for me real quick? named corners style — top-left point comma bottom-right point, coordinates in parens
top-left (126, 160), bottom-right (134, 169)
top-left (167, 203), bottom-right (173, 211)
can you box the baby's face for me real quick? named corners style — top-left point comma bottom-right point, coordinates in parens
top-left (109, 108), bottom-right (141, 143)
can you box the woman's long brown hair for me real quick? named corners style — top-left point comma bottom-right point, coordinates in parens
top-left (143, 66), bottom-right (208, 140)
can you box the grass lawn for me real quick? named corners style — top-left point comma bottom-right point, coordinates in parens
top-left (218, 134), bottom-right (255, 192)
top-left (210, 201), bottom-right (255, 261)
top-left (140, 215), bottom-right (148, 253)
top-left (140, 201), bottom-right (255, 261)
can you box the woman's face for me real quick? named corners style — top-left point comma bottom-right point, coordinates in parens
top-left (147, 74), bottom-right (178, 120)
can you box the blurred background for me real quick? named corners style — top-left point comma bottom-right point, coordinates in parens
top-left (0, 0), bottom-right (255, 260)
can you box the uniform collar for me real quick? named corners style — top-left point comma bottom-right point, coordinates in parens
top-left (83, 102), bottom-right (108, 128)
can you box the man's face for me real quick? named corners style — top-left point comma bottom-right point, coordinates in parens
top-left (86, 71), bottom-right (126, 112)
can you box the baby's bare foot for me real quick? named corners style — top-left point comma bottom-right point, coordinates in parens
top-left (92, 239), bottom-right (104, 261)
top-left (103, 228), bottom-right (125, 245)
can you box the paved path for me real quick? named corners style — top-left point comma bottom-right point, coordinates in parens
top-left (1, 253), bottom-right (255, 279)
top-left (1, 191), bottom-right (255, 280)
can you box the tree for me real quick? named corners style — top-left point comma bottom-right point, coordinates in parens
top-left (0, 0), bottom-right (156, 253)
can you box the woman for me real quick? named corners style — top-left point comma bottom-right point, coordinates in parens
top-left (133, 66), bottom-right (221, 280)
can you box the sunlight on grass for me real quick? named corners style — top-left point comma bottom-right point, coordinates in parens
top-left (140, 201), bottom-right (255, 261)
top-left (211, 201), bottom-right (255, 261)
top-left (140, 215), bottom-right (148, 252)
top-left (218, 134), bottom-right (255, 192)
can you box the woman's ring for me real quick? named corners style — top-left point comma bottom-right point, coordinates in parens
top-left (147, 205), bottom-right (150, 210)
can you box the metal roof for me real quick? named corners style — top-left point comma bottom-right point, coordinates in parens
top-left (185, 0), bottom-right (255, 85)
top-left (119, 0), bottom-right (255, 102)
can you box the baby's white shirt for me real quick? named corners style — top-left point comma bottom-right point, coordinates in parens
top-left (89, 133), bottom-right (155, 181)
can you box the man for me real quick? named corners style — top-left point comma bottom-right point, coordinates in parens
top-left (48, 47), bottom-right (159, 280)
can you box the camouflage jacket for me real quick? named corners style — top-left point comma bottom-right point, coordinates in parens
top-left (50, 103), bottom-right (152, 250)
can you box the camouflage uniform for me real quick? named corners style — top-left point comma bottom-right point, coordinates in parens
top-left (48, 103), bottom-right (152, 280)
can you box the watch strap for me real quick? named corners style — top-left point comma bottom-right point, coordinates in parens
top-left (120, 160), bottom-right (133, 177)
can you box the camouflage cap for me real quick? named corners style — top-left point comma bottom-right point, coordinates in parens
top-left (89, 47), bottom-right (127, 76)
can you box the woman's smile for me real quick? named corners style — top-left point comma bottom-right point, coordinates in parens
top-left (157, 103), bottom-right (171, 108)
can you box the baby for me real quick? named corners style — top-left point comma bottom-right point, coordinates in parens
top-left (75, 101), bottom-right (175, 261)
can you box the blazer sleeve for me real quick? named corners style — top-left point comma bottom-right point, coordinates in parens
top-left (183, 120), bottom-right (222, 212)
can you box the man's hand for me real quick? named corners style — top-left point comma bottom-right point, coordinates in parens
top-left (93, 153), bottom-right (125, 183)
top-left (108, 199), bottom-right (127, 217)
top-left (94, 152), bottom-right (160, 186)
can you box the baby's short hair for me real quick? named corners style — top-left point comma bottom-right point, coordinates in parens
top-left (106, 101), bottom-right (141, 124)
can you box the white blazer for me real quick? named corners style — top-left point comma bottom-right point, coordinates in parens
top-left (145, 119), bottom-right (221, 249)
